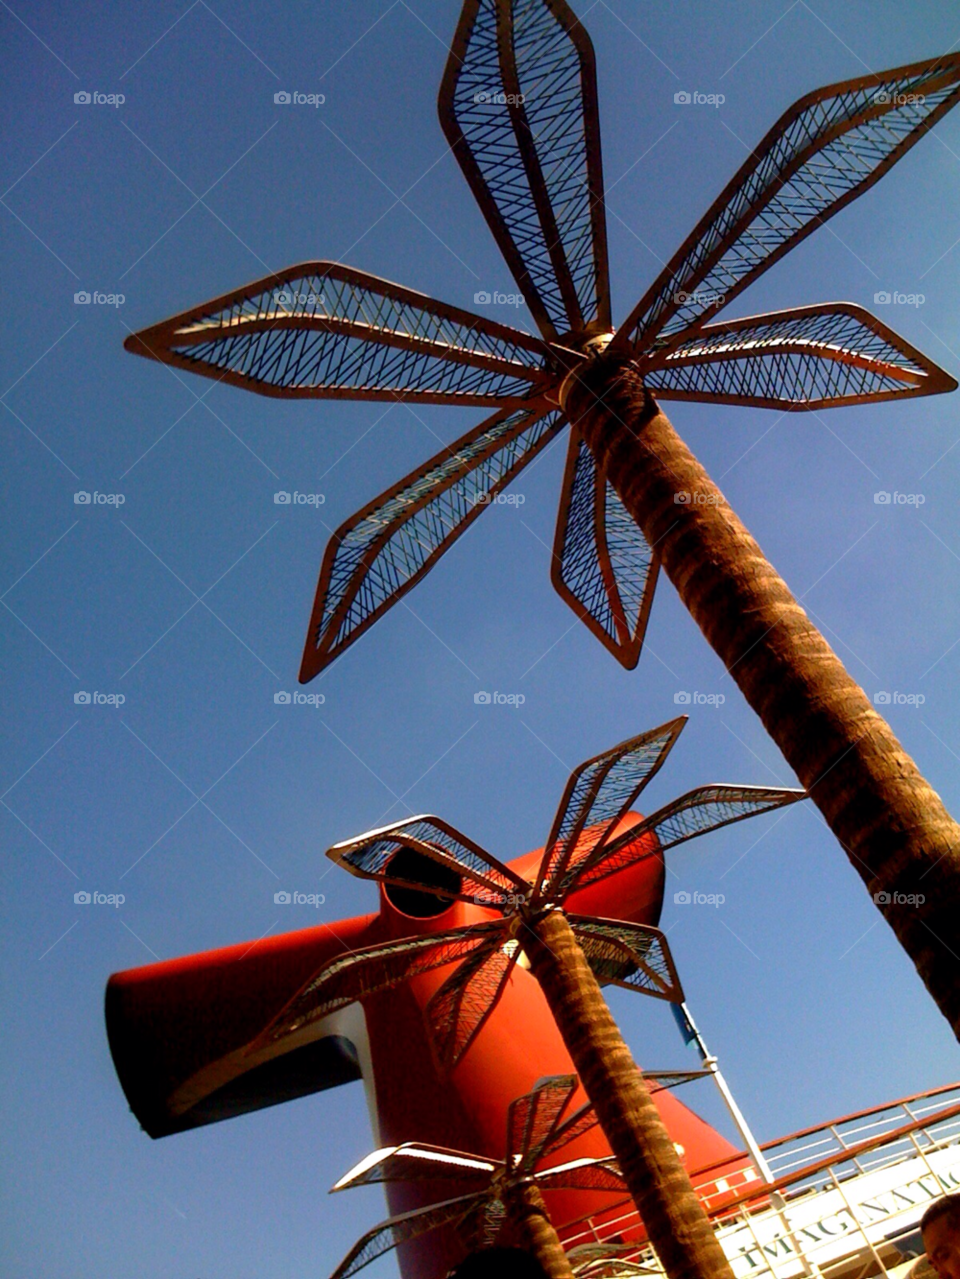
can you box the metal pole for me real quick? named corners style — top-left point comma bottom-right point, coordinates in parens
top-left (673, 1003), bottom-right (775, 1185)
top-left (671, 1002), bottom-right (820, 1279)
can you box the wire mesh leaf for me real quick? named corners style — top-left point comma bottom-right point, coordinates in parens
top-left (427, 932), bottom-right (516, 1072)
top-left (536, 720), bottom-right (686, 897)
top-left (643, 1070), bottom-right (712, 1089)
top-left (439, 0), bottom-right (610, 339)
top-left (330, 1194), bottom-right (483, 1279)
top-left (300, 402), bottom-right (565, 681)
top-left (535, 1157), bottom-right (627, 1194)
top-left (566, 785), bottom-right (806, 894)
top-left (252, 923), bottom-right (504, 1049)
top-left (507, 1074), bottom-right (579, 1171)
top-left (618, 54), bottom-right (960, 352)
top-left (569, 916), bottom-right (683, 1003)
top-left (551, 430), bottom-right (660, 668)
top-left (327, 816), bottom-right (528, 908)
top-left (539, 1096), bottom-right (600, 1160)
top-left (124, 261), bottom-right (551, 405)
top-left (333, 1144), bottom-right (499, 1192)
top-left (642, 304), bottom-right (957, 409)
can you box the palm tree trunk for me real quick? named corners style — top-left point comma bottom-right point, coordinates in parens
top-left (504, 1180), bottom-right (577, 1278)
top-left (525, 908), bottom-right (735, 1279)
top-left (563, 355), bottom-right (960, 1037)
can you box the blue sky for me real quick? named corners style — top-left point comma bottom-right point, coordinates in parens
top-left (3, 1), bottom-right (960, 1275)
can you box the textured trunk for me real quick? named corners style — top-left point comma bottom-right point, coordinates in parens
top-left (526, 909), bottom-right (735, 1279)
top-left (563, 356), bottom-right (960, 1036)
top-left (504, 1180), bottom-right (577, 1278)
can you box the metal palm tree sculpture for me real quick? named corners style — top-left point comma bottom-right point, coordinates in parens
top-left (249, 718), bottom-right (803, 1279)
top-left (124, 1), bottom-right (960, 1035)
top-left (327, 1075), bottom-right (625, 1279)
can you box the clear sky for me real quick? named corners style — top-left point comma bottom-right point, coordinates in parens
top-left (2, 1), bottom-right (960, 1276)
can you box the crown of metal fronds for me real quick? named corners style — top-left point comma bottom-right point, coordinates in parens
top-left (247, 719), bottom-right (804, 1072)
top-left (124, 1), bottom-right (960, 681)
top-left (326, 1074), bottom-right (625, 1278)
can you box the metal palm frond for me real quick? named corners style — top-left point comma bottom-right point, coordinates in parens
top-left (616, 54), bottom-right (960, 353)
top-left (328, 1193), bottom-right (484, 1279)
top-left (251, 722), bottom-right (803, 1070)
top-left (557, 783), bottom-right (808, 898)
top-left (124, 262), bottom-right (552, 406)
top-left (439, 0), bottom-right (610, 340)
top-left (534, 719), bottom-right (686, 898)
top-left (250, 921), bottom-right (505, 1049)
top-left (551, 430), bottom-right (660, 669)
top-left (507, 1075), bottom-right (582, 1172)
top-left (327, 1075), bottom-right (624, 1278)
top-left (640, 304), bottom-right (957, 409)
top-left (124, 2), bottom-right (960, 681)
top-left (299, 401), bottom-right (565, 681)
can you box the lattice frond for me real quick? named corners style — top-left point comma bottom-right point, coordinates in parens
top-left (536, 720), bottom-right (686, 898)
top-left (643, 1070), bottom-right (711, 1089)
top-left (618, 54), bottom-right (960, 351)
top-left (642, 303), bottom-right (957, 409)
top-left (535, 1156), bottom-right (626, 1194)
top-left (327, 816), bottom-right (526, 909)
top-left (329, 1075), bottom-right (624, 1278)
top-left (125, 261), bottom-right (552, 404)
top-left (539, 1096), bottom-right (600, 1160)
top-left (428, 932), bottom-right (516, 1072)
top-left (330, 1194), bottom-right (483, 1279)
top-left (567, 785), bottom-right (806, 894)
top-left (440, 0), bottom-right (610, 339)
top-left (552, 430), bottom-right (660, 667)
top-left (252, 924), bottom-right (502, 1048)
top-left (300, 403), bottom-right (565, 681)
top-left (333, 1144), bottom-right (499, 1192)
top-left (507, 1074), bottom-right (579, 1171)
top-left (570, 916), bottom-right (683, 1003)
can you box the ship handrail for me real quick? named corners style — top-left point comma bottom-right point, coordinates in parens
top-left (562, 1085), bottom-right (960, 1265)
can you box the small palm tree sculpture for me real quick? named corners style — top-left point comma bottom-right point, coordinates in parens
top-left (327, 1075), bottom-right (626, 1279)
top-left (124, 1), bottom-right (960, 1032)
top-left (250, 717), bottom-right (803, 1279)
